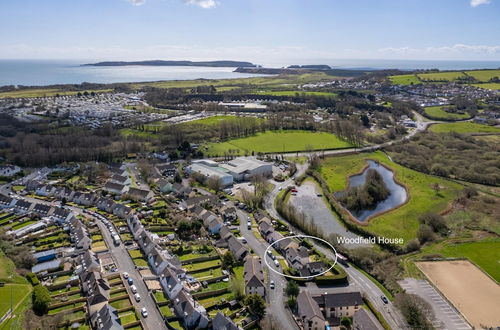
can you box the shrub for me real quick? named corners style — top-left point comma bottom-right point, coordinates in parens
top-left (32, 284), bottom-right (52, 315)
top-left (417, 224), bottom-right (435, 244)
top-left (27, 272), bottom-right (40, 286)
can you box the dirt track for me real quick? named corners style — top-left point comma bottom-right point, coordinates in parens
top-left (417, 260), bottom-right (500, 329)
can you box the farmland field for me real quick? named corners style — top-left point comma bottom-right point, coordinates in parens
top-left (204, 130), bottom-right (352, 156)
top-left (464, 69), bottom-right (500, 82)
top-left (429, 122), bottom-right (500, 134)
top-left (417, 71), bottom-right (466, 81)
top-left (0, 284), bottom-right (32, 318)
top-left (423, 106), bottom-right (470, 120)
top-left (319, 151), bottom-right (462, 241)
top-left (417, 260), bottom-right (500, 329)
top-left (389, 75), bottom-right (420, 85)
top-left (471, 82), bottom-right (500, 90)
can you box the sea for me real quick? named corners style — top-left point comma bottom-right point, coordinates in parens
top-left (1, 59), bottom-right (500, 87)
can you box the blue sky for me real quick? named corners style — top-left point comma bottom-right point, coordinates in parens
top-left (0, 0), bottom-right (499, 65)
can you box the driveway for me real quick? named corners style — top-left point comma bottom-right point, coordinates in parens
top-left (289, 180), bottom-right (370, 249)
top-left (399, 278), bottom-right (471, 330)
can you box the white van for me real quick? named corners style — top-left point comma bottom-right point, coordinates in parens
top-left (130, 285), bottom-right (137, 294)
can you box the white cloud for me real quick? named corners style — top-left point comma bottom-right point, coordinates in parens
top-left (378, 44), bottom-right (500, 56)
top-left (128, 0), bottom-right (146, 5)
top-left (470, 0), bottom-right (492, 7)
top-left (184, 0), bottom-right (218, 9)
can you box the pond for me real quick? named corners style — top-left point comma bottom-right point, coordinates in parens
top-left (335, 160), bottom-right (407, 222)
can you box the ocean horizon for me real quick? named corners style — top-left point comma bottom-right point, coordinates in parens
top-left (1, 59), bottom-right (500, 87)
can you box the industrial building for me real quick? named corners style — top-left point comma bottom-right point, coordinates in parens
top-left (186, 157), bottom-right (272, 187)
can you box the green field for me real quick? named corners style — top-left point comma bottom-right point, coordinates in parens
top-left (423, 106), bottom-right (470, 120)
top-left (181, 115), bottom-right (265, 127)
top-left (204, 130), bottom-right (352, 156)
top-left (471, 83), bottom-right (500, 90)
top-left (0, 284), bottom-right (32, 318)
top-left (319, 151), bottom-right (462, 241)
top-left (254, 90), bottom-right (337, 97)
top-left (429, 122), bottom-right (500, 134)
top-left (132, 72), bottom-right (331, 90)
top-left (464, 70), bottom-right (500, 82)
top-left (0, 252), bottom-right (27, 284)
top-left (389, 75), bottom-right (421, 85)
top-left (417, 71), bottom-right (466, 81)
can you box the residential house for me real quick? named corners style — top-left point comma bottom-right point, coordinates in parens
top-left (299, 261), bottom-right (326, 277)
top-left (314, 292), bottom-right (363, 319)
top-left (90, 303), bottom-right (124, 330)
top-left (111, 174), bottom-right (131, 186)
top-left (222, 207), bottom-right (237, 222)
top-left (157, 179), bottom-right (173, 193)
top-left (103, 182), bottom-right (127, 195)
top-left (353, 307), bottom-right (384, 330)
top-left (212, 312), bottom-right (240, 330)
top-left (36, 184), bottom-right (56, 197)
top-left (0, 165), bottom-right (21, 177)
top-left (13, 200), bottom-right (33, 214)
top-left (227, 235), bottom-right (248, 261)
top-left (127, 188), bottom-right (154, 203)
top-left (160, 267), bottom-right (184, 299)
top-left (173, 290), bottom-right (209, 329)
top-left (219, 225), bottom-right (232, 241)
top-left (52, 207), bottom-right (73, 222)
top-left (112, 204), bottom-right (131, 219)
top-left (297, 291), bottom-right (326, 330)
top-left (81, 250), bottom-right (101, 272)
top-left (285, 245), bottom-right (309, 270)
top-left (69, 218), bottom-right (92, 251)
top-left (81, 270), bottom-right (111, 315)
top-left (0, 194), bottom-right (16, 208)
top-left (32, 203), bottom-right (53, 217)
top-left (96, 198), bottom-right (116, 213)
top-left (243, 256), bottom-right (265, 297)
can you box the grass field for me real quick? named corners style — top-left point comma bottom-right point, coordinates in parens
top-left (464, 69), bottom-right (500, 82)
top-left (180, 115), bottom-right (265, 127)
top-left (0, 284), bottom-right (32, 318)
top-left (471, 82), bottom-right (500, 90)
top-left (389, 74), bottom-right (421, 85)
top-left (417, 71), bottom-right (466, 81)
top-left (132, 72), bottom-right (331, 90)
top-left (0, 252), bottom-right (27, 284)
top-left (423, 106), bottom-right (470, 120)
top-left (429, 122), bottom-right (500, 134)
top-left (204, 130), bottom-right (352, 156)
top-left (319, 151), bottom-right (462, 241)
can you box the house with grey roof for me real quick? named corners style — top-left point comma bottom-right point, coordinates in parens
top-left (212, 312), bottom-right (240, 330)
top-left (244, 256), bottom-right (265, 297)
top-left (297, 290), bottom-right (326, 330)
top-left (127, 187), bottom-right (154, 202)
top-left (90, 303), bottom-right (124, 330)
top-left (227, 235), bottom-right (248, 261)
top-left (103, 182), bottom-right (127, 195)
top-left (173, 290), bottom-right (209, 329)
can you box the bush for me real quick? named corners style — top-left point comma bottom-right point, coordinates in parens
top-left (417, 224), bottom-right (435, 244)
top-left (32, 284), bottom-right (52, 315)
top-left (418, 213), bottom-right (447, 235)
top-left (27, 272), bottom-right (40, 286)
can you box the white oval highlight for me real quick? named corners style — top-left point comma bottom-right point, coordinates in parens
top-left (263, 234), bottom-right (338, 279)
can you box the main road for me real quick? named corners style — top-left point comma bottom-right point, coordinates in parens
top-left (263, 164), bottom-right (408, 329)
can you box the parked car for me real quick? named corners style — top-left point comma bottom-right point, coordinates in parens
top-left (381, 295), bottom-right (388, 304)
top-left (128, 278), bottom-right (133, 285)
top-left (134, 293), bottom-right (141, 302)
top-left (270, 280), bottom-right (275, 289)
top-left (130, 285), bottom-right (137, 294)
top-left (141, 307), bottom-right (148, 318)
top-left (247, 221), bottom-right (251, 229)
top-left (274, 260), bottom-right (280, 267)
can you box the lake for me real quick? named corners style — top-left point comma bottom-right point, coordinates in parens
top-left (0, 60), bottom-right (268, 87)
top-left (336, 160), bottom-right (407, 222)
